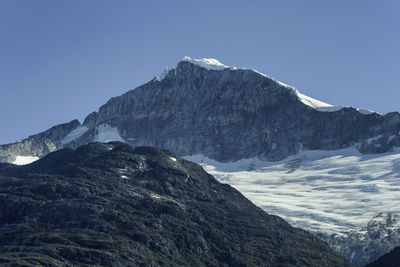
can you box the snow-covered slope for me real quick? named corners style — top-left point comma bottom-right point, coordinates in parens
top-left (155, 56), bottom-right (232, 81)
top-left (186, 148), bottom-right (400, 265)
top-left (296, 91), bottom-right (375, 114)
top-left (180, 56), bottom-right (231, 70)
top-left (12, 155), bottom-right (39, 165)
top-left (186, 147), bottom-right (400, 234)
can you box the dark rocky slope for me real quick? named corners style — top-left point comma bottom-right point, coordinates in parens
top-left (0, 142), bottom-right (347, 266)
top-left (1, 58), bottom-right (399, 163)
top-left (365, 246), bottom-right (400, 267)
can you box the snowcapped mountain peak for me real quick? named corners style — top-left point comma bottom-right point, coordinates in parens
top-left (155, 56), bottom-right (234, 81)
top-left (155, 56), bottom-right (374, 115)
top-left (180, 56), bottom-right (231, 70)
top-left (153, 56), bottom-right (380, 116)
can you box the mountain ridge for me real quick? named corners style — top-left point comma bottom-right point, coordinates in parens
top-left (0, 142), bottom-right (348, 266)
top-left (1, 57), bottom-right (399, 164)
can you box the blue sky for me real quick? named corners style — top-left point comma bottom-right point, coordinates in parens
top-left (0, 0), bottom-right (399, 144)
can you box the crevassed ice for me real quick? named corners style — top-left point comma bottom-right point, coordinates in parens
top-left (185, 147), bottom-right (400, 235)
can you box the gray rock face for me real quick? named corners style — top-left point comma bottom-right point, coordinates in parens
top-left (0, 120), bottom-right (80, 163)
top-left (1, 59), bottom-right (399, 163)
top-left (324, 213), bottom-right (400, 267)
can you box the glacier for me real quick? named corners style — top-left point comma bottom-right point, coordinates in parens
top-left (186, 147), bottom-right (400, 235)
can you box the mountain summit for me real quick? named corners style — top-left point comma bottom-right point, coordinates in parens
top-left (1, 57), bottom-right (399, 163)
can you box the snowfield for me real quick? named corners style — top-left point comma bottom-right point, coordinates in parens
top-left (12, 155), bottom-right (39, 165)
top-left (185, 147), bottom-right (400, 235)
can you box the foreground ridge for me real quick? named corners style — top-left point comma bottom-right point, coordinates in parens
top-left (0, 142), bottom-right (347, 266)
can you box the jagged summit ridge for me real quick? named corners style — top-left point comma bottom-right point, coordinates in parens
top-left (1, 56), bottom-right (399, 164)
top-left (155, 57), bottom-right (374, 114)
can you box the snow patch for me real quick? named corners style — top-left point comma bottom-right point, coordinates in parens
top-left (169, 156), bottom-right (177, 162)
top-left (155, 66), bottom-right (175, 81)
top-left (12, 155), bottom-right (39, 165)
top-left (61, 126), bottom-right (89, 145)
top-left (296, 92), bottom-right (335, 109)
top-left (295, 91), bottom-right (375, 114)
top-left (94, 124), bottom-right (124, 143)
top-left (180, 56), bottom-right (231, 71)
top-left (155, 56), bottom-right (233, 81)
top-left (356, 108), bottom-right (375, 115)
top-left (151, 194), bottom-right (161, 200)
top-left (366, 135), bottom-right (383, 144)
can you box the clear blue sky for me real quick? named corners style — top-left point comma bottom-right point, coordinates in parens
top-left (0, 0), bottom-right (399, 144)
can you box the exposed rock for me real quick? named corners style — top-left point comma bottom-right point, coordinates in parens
top-left (1, 58), bottom-right (399, 163)
top-left (0, 142), bottom-right (347, 266)
top-left (0, 120), bottom-right (80, 163)
top-left (324, 213), bottom-right (400, 267)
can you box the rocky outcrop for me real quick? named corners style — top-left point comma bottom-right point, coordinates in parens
top-left (0, 120), bottom-right (80, 163)
top-left (0, 142), bottom-right (347, 266)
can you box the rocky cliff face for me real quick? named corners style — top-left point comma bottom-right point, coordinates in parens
top-left (1, 57), bottom-right (399, 163)
top-left (324, 213), bottom-right (400, 267)
top-left (0, 142), bottom-right (347, 266)
top-left (0, 120), bottom-right (80, 163)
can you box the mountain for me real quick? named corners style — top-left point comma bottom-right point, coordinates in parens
top-left (365, 246), bottom-right (400, 267)
top-left (1, 56), bottom-right (399, 265)
top-left (1, 57), bottom-right (399, 164)
top-left (0, 142), bottom-right (347, 266)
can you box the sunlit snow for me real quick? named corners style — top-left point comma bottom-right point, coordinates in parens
top-left (12, 155), bottom-right (39, 165)
top-left (185, 148), bottom-right (400, 235)
top-left (180, 56), bottom-right (230, 70)
top-left (155, 56), bottom-right (233, 81)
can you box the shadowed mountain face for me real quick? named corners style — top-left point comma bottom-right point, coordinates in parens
top-left (1, 58), bottom-right (399, 163)
top-left (365, 247), bottom-right (400, 267)
top-left (0, 142), bottom-right (347, 266)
